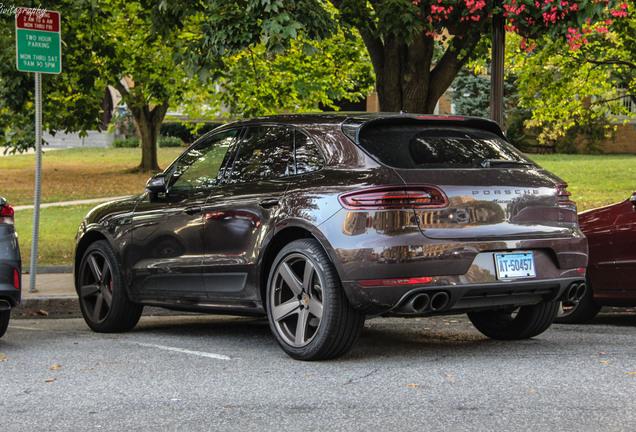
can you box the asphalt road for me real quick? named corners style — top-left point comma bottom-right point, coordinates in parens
top-left (1, 312), bottom-right (635, 431)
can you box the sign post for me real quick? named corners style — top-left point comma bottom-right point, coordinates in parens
top-left (15, 9), bottom-right (61, 292)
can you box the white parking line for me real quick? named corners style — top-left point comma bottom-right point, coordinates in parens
top-left (129, 341), bottom-right (235, 360)
top-left (10, 325), bottom-right (48, 331)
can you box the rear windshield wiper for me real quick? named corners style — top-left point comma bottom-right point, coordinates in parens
top-left (479, 159), bottom-right (533, 168)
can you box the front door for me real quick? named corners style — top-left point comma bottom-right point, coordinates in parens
top-left (613, 195), bottom-right (636, 296)
top-left (128, 129), bottom-right (240, 303)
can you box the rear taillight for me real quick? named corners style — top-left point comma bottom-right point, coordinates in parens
top-left (0, 204), bottom-right (14, 224)
top-left (339, 186), bottom-right (447, 210)
top-left (358, 277), bottom-right (433, 287)
top-left (13, 269), bottom-right (20, 290)
top-left (556, 184), bottom-right (575, 206)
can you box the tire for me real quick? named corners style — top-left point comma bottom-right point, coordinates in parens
top-left (77, 240), bottom-right (143, 333)
top-left (467, 300), bottom-right (559, 340)
top-left (555, 277), bottom-right (601, 324)
top-left (0, 309), bottom-right (9, 338)
top-left (266, 239), bottom-right (365, 361)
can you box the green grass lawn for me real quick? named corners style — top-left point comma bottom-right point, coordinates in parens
top-left (0, 147), bottom-right (183, 205)
top-left (5, 149), bottom-right (636, 266)
top-left (15, 204), bottom-right (96, 266)
top-left (531, 154), bottom-right (636, 211)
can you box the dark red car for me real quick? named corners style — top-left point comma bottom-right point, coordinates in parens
top-left (74, 113), bottom-right (587, 360)
top-left (557, 192), bottom-right (636, 323)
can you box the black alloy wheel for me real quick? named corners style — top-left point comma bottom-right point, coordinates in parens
top-left (266, 239), bottom-right (365, 361)
top-left (77, 240), bottom-right (143, 333)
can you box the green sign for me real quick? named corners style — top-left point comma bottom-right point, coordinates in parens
top-left (15, 10), bottom-right (61, 74)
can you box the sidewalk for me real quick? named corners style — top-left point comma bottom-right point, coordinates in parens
top-left (14, 270), bottom-right (191, 319)
top-left (14, 196), bottom-right (129, 211)
top-left (15, 271), bottom-right (79, 318)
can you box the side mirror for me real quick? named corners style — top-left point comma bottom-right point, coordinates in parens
top-left (145, 174), bottom-right (167, 202)
top-left (630, 192), bottom-right (636, 210)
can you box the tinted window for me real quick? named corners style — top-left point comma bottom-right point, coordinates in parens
top-left (170, 130), bottom-right (237, 191)
top-left (358, 124), bottom-right (532, 169)
top-left (229, 126), bottom-right (294, 183)
top-left (295, 131), bottom-right (324, 174)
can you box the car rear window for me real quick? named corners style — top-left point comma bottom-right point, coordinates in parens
top-left (357, 123), bottom-right (533, 169)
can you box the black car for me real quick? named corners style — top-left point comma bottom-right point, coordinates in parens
top-left (0, 197), bottom-right (21, 338)
top-left (74, 113), bottom-right (587, 360)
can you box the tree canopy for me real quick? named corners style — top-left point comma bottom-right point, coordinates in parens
top-left (0, 0), bottom-right (373, 171)
top-left (507, 0), bottom-right (635, 147)
top-left (167, 0), bottom-right (629, 114)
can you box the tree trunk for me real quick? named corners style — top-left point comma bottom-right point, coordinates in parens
top-left (134, 111), bottom-right (162, 172)
top-left (359, 28), bottom-right (482, 114)
top-left (114, 82), bottom-right (169, 172)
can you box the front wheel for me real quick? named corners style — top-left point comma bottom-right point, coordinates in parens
top-left (266, 239), bottom-right (365, 361)
top-left (468, 300), bottom-right (559, 340)
top-left (77, 240), bottom-right (143, 333)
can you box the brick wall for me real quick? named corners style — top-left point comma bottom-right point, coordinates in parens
top-left (606, 122), bottom-right (636, 153)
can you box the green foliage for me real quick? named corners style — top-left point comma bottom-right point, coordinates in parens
top-left (214, 30), bottom-right (375, 117)
top-left (157, 135), bottom-right (182, 148)
top-left (108, 110), bottom-right (137, 138)
top-left (0, 1), bottom-right (106, 153)
top-left (111, 137), bottom-right (140, 148)
top-left (448, 70), bottom-right (541, 151)
top-left (449, 72), bottom-right (491, 118)
top-left (160, 122), bottom-right (225, 144)
top-left (508, 7), bottom-right (636, 145)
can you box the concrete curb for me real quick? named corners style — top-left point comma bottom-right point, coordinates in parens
top-left (23, 265), bottom-right (73, 274)
top-left (14, 296), bottom-right (80, 319)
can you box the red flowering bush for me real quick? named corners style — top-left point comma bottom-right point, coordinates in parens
top-left (411, 0), bottom-right (628, 49)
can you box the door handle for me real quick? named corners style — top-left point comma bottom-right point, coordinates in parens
top-left (184, 206), bottom-right (202, 215)
top-left (259, 198), bottom-right (280, 208)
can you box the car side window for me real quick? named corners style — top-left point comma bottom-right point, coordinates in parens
top-left (170, 129), bottom-right (238, 191)
top-left (229, 126), bottom-right (295, 183)
top-left (295, 131), bottom-right (324, 174)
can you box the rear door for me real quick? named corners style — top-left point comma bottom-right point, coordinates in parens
top-left (200, 125), bottom-right (296, 304)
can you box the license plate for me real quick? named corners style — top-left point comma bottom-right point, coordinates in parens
top-left (494, 252), bottom-right (536, 279)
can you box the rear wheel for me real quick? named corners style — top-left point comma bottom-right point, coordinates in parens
top-left (0, 309), bottom-right (9, 338)
top-left (266, 239), bottom-right (365, 361)
top-left (468, 300), bottom-right (559, 340)
top-left (555, 277), bottom-right (601, 324)
top-left (77, 240), bottom-right (143, 333)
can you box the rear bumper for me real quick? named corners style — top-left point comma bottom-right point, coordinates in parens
top-left (343, 275), bottom-right (583, 315)
top-left (339, 246), bottom-right (585, 315)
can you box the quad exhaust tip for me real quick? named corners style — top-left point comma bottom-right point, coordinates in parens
top-left (400, 291), bottom-right (450, 314)
top-left (564, 282), bottom-right (586, 303)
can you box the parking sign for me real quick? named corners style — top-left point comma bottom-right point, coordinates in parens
top-left (15, 9), bottom-right (61, 74)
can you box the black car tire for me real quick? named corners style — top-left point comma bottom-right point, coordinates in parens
top-left (467, 300), bottom-right (559, 340)
top-left (77, 240), bottom-right (143, 333)
top-left (266, 239), bottom-right (365, 361)
top-left (0, 309), bottom-right (9, 338)
top-left (555, 277), bottom-right (602, 324)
